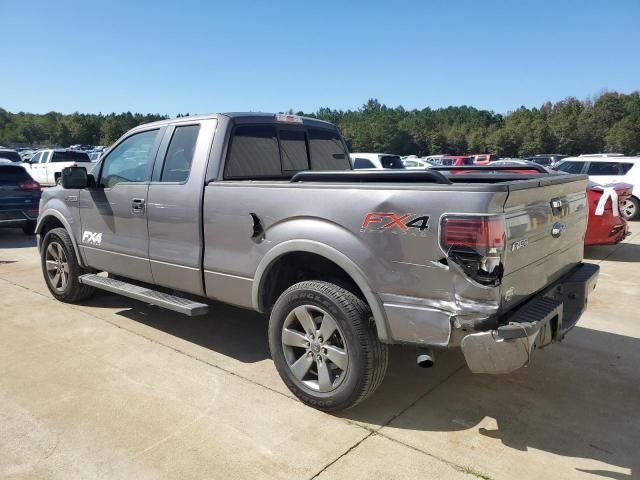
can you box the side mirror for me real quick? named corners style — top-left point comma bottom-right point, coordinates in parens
top-left (61, 166), bottom-right (88, 189)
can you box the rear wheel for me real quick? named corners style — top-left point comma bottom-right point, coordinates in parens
top-left (41, 227), bottom-right (95, 302)
top-left (268, 281), bottom-right (388, 411)
top-left (621, 196), bottom-right (639, 221)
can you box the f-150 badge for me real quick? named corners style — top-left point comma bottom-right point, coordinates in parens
top-left (82, 231), bottom-right (103, 245)
top-left (361, 212), bottom-right (430, 236)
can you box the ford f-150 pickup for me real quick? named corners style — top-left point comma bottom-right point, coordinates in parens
top-left (36, 113), bottom-right (599, 411)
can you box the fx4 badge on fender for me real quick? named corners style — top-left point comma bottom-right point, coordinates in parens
top-left (361, 212), bottom-right (430, 236)
top-left (82, 231), bottom-right (103, 245)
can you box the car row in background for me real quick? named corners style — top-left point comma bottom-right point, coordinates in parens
top-left (350, 151), bottom-right (636, 247)
top-left (0, 162), bottom-right (41, 235)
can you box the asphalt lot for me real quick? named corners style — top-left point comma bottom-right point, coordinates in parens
top-left (1, 227), bottom-right (639, 480)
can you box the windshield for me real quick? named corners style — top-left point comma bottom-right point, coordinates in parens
top-left (0, 151), bottom-right (22, 163)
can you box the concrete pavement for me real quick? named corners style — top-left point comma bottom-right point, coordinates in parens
top-left (1, 227), bottom-right (639, 479)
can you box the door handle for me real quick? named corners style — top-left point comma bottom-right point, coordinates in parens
top-left (131, 198), bottom-right (146, 214)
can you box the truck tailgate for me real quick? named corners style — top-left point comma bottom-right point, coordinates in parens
top-left (500, 175), bottom-right (588, 309)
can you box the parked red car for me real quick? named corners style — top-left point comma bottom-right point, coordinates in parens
top-left (585, 182), bottom-right (632, 246)
top-left (468, 154), bottom-right (499, 165)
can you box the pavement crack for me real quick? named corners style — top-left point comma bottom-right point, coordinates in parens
top-left (308, 431), bottom-right (375, 480)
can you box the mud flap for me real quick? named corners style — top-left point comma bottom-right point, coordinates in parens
top-left (461, 331), bottom-right (538, 374)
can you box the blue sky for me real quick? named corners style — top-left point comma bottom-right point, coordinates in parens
top-left (2, 0), bottom-right (639, 116)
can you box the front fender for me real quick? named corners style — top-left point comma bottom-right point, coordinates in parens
top-left (36, 204), bottom-right (85, 267)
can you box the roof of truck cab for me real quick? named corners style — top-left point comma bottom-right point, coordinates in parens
top-left (132, 112), bottom-right (336, 130)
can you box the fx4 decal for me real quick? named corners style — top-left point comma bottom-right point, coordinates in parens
top-left (361, 212), bottom-right (430, 236)
top-left (82, 231), bottom-right (103, 245)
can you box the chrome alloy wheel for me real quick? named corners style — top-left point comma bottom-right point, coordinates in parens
top-left (281, 305), bottom-right (349, 393)
top-left (45, 242), bottom-right (69, 293)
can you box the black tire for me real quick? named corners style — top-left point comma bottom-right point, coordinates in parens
top-left (22, 221), bottom-right (36, 235)
top-left (622, 196), bottom-right (640, 221)
top-left (41, 227), bottom-right (96, 302)
top-left (268, 281), bottom-right (388, 412)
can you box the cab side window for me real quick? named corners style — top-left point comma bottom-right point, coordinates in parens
top-left (353, 158), bottom-right (375, 169)
top-left (100, 130), bottom-right (159, 187)
top-left (160, 125), bottom-right (200, 182)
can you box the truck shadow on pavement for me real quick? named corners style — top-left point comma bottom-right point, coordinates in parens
top-left (343, 326), bottom-right (639, 480)
top-left (85, 292), bottom-right (271, 364)
top-left (83, 290), bottom-right (638, 479)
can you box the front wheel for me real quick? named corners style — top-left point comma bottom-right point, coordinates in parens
top-left (621, 196), bottom-right (639, 221)
top-left (41, 227), bottom-right (96, 302)
top-left (268, 281), bottom-right (388, 411)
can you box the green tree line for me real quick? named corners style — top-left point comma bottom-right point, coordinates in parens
top-left (2, 91), bottom-right (639, 156)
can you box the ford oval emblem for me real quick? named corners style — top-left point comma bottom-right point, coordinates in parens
top-left (551, 222), bottom-right (566, 238)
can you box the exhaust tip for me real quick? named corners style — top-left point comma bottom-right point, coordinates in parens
top-left (417, 353), bottom-right (434, 369)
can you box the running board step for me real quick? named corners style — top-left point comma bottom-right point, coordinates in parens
top-left (79, 274), bottom-right (209, 316)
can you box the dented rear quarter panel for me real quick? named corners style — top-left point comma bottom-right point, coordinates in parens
top-left (202, 181), bottom-right (510, 344)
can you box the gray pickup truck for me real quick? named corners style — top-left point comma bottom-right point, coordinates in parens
top-left (36, 113), bottom-right (599, 411)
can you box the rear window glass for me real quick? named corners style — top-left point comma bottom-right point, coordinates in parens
top-left (555, 161), bottom-right (585, 174)
top-left (225, 125), bottom-right (281, 178)
top-left (587, 162), bottom-right (633, 176)
top-left (0, 166), bottom-right (31, 183)
top-left (160, 124), bottom-right (200, 182)
top-left (0, 151), bottom-right (22, 163)
top-left (308, 129), bottom-right (350, 170)
top-left (380, 155), bottom-right (404, 169)
top-left (52, 151), bottom-right (91, 162)
top-left (280, 129), bottom-right (309, 172)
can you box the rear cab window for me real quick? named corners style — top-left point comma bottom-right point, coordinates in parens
top-left (223, 123), bottom-right (350, 180)
top-left (52, 151), bottom-right (91, 163)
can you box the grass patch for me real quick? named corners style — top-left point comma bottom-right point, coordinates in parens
top-left (461, 466), bottom-right (491, 480)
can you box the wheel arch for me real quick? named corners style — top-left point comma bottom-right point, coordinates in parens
top-left (252, 240), bottom-right (390, 342)
top-left (36, 210), bottom-right (86, 267)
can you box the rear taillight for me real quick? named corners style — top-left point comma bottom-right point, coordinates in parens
top-left (18, 180), bottom-right (41, 191)
top-left (440, 215), bottom-right (505, 286)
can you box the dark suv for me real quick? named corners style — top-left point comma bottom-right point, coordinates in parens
top-left (0, 163), bottom-right (41, 235)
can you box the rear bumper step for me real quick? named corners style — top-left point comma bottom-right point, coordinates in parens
top-left (79, 274), bottom-right (209, 316)
top-left (461, 262), bottom-right (599, 374)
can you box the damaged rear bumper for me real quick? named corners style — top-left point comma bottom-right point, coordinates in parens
top-left (461, 262), bottom-right (599, 374)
